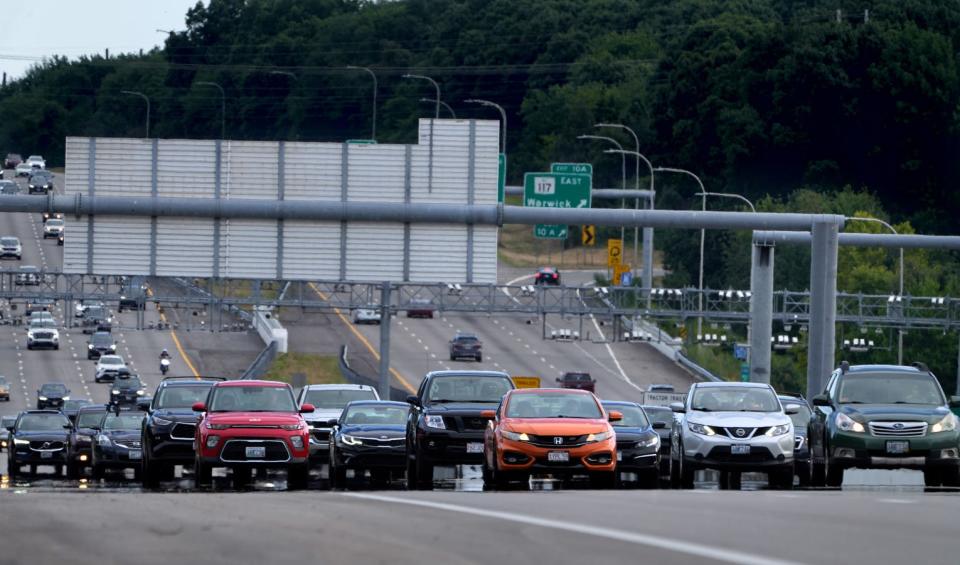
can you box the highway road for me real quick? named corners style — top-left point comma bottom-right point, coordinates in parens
top-left (0, 488), bottom-right (956, 565)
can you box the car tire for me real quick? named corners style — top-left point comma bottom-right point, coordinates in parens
top-left (770, 466), bottom-right (794, 490)
top-left (477, 354), bottom-right (482, 362)
top-left (8, 461), bottom-right (18, 479)
top-left (66, 461), bottom-right (79, 479)
top-left (941, 467), bottom-right (960, 487)
top-left (679, 461), bottom-right (695, 489)
top-left (91, 463), bottom-right (104, 481)
top-left (449, 355), bottom-right (455, 361)
top-left (796, 462), bottom-right (811, 487)
top-left (669, 454), bottom-right (681, 488)
top-left (330, 462), bottom-right (346, 489)
top-left (287, 463), bottom-right (310, 490)
top-left (590, 471), bottom-right (616, 489)
top-left (194, 459), bottom-right (212, 487)
top-left (232, 467), bottom-right (252, 489)
top-left (923, 467), bottom-right (944, 488)
top-left (825, 458), bottom-right (844, 488)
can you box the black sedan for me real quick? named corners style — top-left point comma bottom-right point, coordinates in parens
top-left (449, 333), bottom-right (482, 362)
top-left (27, 170), bottom-right (54, 194)
top-left (68, 404), bottom-right (108, 478)
top-left (81, 306), bottom-right (113, 334)
top-left (109, 374), bottom-right (147, 407)
top-left (6, 410), bottom-right (72, 478)
top-left (641, 404), bottom-right (675, 481)
top-left (91, 409), bottom-right (146, 480)
top-left (602, 400), bottom-right (663, 487)
top-left (62, 399), bottom-right (94, 423)
top-left (329, 400), bottom-right (409, 488)
top-left (779, 394), bottom-right (814, 487)
top-left (87, 331), bottom-right (117, 360)
top-left (37, 382), bottom-right (70, 410)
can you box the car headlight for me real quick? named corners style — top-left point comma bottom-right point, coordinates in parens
top-left (501, 430), bottom-right (529, 442)
top-left (97, 435), bottom-right (112, 446)
top-left (136, 390), bottom-right (145, 396)
top-left (152, 416), bottom-right (173, 426)
top-left (38, 395), bottom-right (48, 400)
top-left (931, 413), bottom-right (958, 434)
top-left (207, 424), bottom-right (229, 430)
top-left (836, 412), bottom-right (865, 433)
top-left (62, 396), bottom-right (70, 401)
top-left (340, 434), bottom-right (363, 446)
top-left (638, 434), bottom-right (660, 448)
top-left (110, 344), bottom-right (117, 350)
top-left (424, 415), bottom-right (446, 429)
top-left (76, 434), bottom-right (92, 444)
top-left (289, 436), bottom-right (304, 449)
top-left (688, 422), bottom-right (717, 436)
top-left (281, 424), bottom-right (302, 431)
top-left (206, 435), bottom-right (219, 448)
top-left (88, 344), bottom-right (93, 349)
top-left (765, 424), bottom-right (791, 437)
top-left (13, 438), bottom-right (30, 446)
top-left (586, 431), bottom-right (612, 442)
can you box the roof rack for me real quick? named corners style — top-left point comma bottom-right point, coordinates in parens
top-left (910, 361), bottom-right (930, 373)
top-left (840, 360), bottom-right (850, 373)
top-left (161, 376), bottom-right (227, 382)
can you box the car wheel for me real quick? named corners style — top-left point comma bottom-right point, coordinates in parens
top-left (590, 471), bottom-right (616, 490)
top-left (923, 467), bottom-right (944, 488)
top-left (331, 462), bottom-right (346, 489)
top-left (66, 462), bottom-right (79, 480)
top-left (232, 467), bottom-right (252, 489)
top-left (194, 458), bottom-right (212, 487)
top-left (669, 453), bottom-right (681, 488)
top-left (481, 460), bottom-right (494, 489)
top-left (796, 462), bottom-right (811, 488)
top-left (941, 467), bottom-right (960, 487)
top-left (825, 458), bottom-right (844, 488)
top-left (770, 466), bottom-right (793, 490)
top-left (477, 354), bottom-right (482, 362)
top-left (287, 463), bottom-right (310, 490)
top-left (718, 470), bottom-right (731, 490)
top-left (91, 463), bottom-right (104, 481)
top-left (449, 355), bottom-right (455, 362)
top-left (679, 459), bottom-right (695, 489)
top-left (8, 461), bottom-right (18, 479)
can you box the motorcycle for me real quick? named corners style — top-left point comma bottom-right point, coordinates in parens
top-left (160, 358), bottom-right (170, 375)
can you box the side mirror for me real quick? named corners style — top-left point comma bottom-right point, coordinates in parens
top-left (669, 402), bottom-right (685, 413)
top-left (811, 394), bottom-right (831, 407)
top-left (949, 396), bottom-right (960, 409)
top-left (608, 410), bottom-right (623, 422)
top-left (5, 426), bottom-right (14, 432)
top-left (555, 378), bottom-right (562, 382)
top-left (326, 419), bottom-right (338, 427)
top-left (784, 404), bottom-right (800, 415)
top-left (480, 410), bottom-right (496, 419)
top-left (191, 402), bottom-right (206, 412)
top-left (299, 403), bottom-right (315, 414)
top-left (652, 421), bottom-right (667, 429)
top-left (63, 424), bottom-right (73, 430)
top-left (406, 395), bottom-right (420, 407)
top-left (137, 397), bottom-right (152, 411)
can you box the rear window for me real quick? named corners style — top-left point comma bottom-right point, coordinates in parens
top-left (564, 373), bottom-right (591, 382)
top-left (304, 388), bottom-right (378, 409)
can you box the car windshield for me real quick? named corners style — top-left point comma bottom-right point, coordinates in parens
top-left (563, 373), bottom-right (591, 382)
top-left (209, 385), bottom-right (296, 412)
top-left (102, 413), bottom-right (145, 430)
top-left (690, 387), bottom-right (781, 412)
top-left (76, 411), bottom-right (104, 428)
top-left (304, 388), bottom-right (378, 409)
top-left (426, 376), bottom-right (513, 403)
top-left (453, 336), bottom-right (479, 343)
top-left (63, 400), bottom-right (91, 411)
top-left (18, 413), bottom-right (69, 431)
top-left (156, 385), bottom-right (211, 408)
top-left (46, 219), bottom-right (63, 227)
top-left (20, 266), bottom-right (38, 273)
top-left (0, 376), bottom-right (7, 386)
top-left (642, 406), bottom-right (673, 425)
top-left (1, 237), bottom-right (18, 246)
top-left (40, 384), bottom-right (67, 395)
top-left (92, 334), bottom-right (113, 345)
top-left (506, 392), bottom-right (602, 419)
top-left (342, 404), bottom-right (408, 426)
top-left (30, 320), bottom-right (56, 328)
top-left (99, 357), bottom-right (124, 366)
top-left (605, 404), bottom-right (649, 428)
top-left (113, 376), bottom-right (143, 390)
top-left (838, 373), bottom-right (945, 405)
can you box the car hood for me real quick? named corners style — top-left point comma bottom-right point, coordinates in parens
top-left (501, 418), bottom-right (610, 435)
top-left (687, 411), bottom-right (790, 427)
top-left (205, 412), bottom-right (303, 426)
top-left (840, 404), bottom-right (950, 423)
top-left (101, 430), bottom-right (140, 441)
top-left (303, 409), bottom-right (343, 424)
top-left (610, 426), bottom-right (655, 441)
top-left (74, 427), bottom-right (98, 436)
top-left (15, 431), bottom-right (69, 441)
top-left (152, 408), bottom-right (201, 422)
top-left (340, 424), bottom-right (405, 437)
top-left (424, 402), bottom-right (500, 414)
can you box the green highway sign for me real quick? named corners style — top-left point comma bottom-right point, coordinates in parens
top-left (551, 162), bottom-right (593, 176)
top-left (498, 153), bottom-right (506, 203)
top-left (346, 139), bottom-right (377, 144)
top-left (535, 224), bottom-right (568, 239)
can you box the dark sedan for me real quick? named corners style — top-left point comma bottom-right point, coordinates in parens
top-left (87, 331), bottom-right (117, 360)
top-left (6, 410), bottom-right (72, 478)
top-left (91, 409), bottom-right (146, 480)
top-left (62, 399), bottom-right (94, 423)
top-left (68, 404), bottom-right (108, 477)
top-left (37, 382), bottom-right (70, 410)
top-left (27, 170), bottom-right (54, 194)
top-left (642, 404), bottom-right (675, 481)
top-left (449, 333), bottom-right (482, 362)
top-left (109, 374), bottom-right (147, 407)
top-left (779, 394), bottom-right (814, 487)
top-left (329, 400), bottom-right (409, 488)
top-left (603, 400), bottom-right (663, 487)
top-left (556, 372), bottom-right (596, 393)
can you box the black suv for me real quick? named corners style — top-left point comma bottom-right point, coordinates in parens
top-left (141, 376), bottom-right (225, 488)
top-left (449, 333), bottom-right (482, 362)
top-left (108, 373), bottom-right (147, 407)
top-left (68, 404), bottom-right (108, 478)
top-left (406, 370), bottom-right (515, 489)
top-left (37, 382), bottom-right (70, 410)
top-left (779, 394), bottom-right (816, 487)
top-left (87, 331), bottom-right (117, 359)
top-left (6, 410), bottom-right (72, 478)
top-left (81, 306), bottom-right (113, 334)
top-left (27, 170), bottom-right (53, 194)
top-left (90, 408), bottom-right (146, 480)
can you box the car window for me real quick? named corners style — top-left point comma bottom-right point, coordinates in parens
top-left (564, 373), bottom-right (591, 382)
top-left (426, 376), bottom-right (513, 403)
top-left (837, 373), bottom-right (945, 405)
top-left (46, 219), bottom-right (64, 227)
top-left (18, 413), bottom-right (70, 431)
top-left (784, 404), bottom-right (811, 427)
top-left (690, 387), bottom-right (780, 412)
top-left (113, 376), bottom-right (143, 390)
top-left (156, 385), bottom-right (211, 408)
top-left (342, 405), bottom-right (408, 426)
top-left (40, 384), bottom-right (68, 394)
top-left (102, 413), bottom-right (145, 430)
top-left (209, 385), bottom-right (296, 412)
top-left (304, 388), bottom-right (378, 409)
top-left (76, 411), bottom-right (104, 428)
top-left (506, 392), bottom-right (602, 419)
top-left (605, 404), bottom-right (649, 428)
top-left (642, 407), bottom-right (673, 425)
top-left (1, 237), bottom-right (18, 246)
top-left (100, 357), bottom-right (123, 366)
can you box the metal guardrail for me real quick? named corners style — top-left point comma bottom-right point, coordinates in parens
top-left (337, 345), bottom-right (408, 401)
top-left (241, 341), bottom-right (278, 380)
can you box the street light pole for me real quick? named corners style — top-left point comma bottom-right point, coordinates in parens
top-left (464, 99), bottom-right (507, 152)
top-left (120, 90), bottom-right (150, 138)
top-left (346, 66), bottom-right (378, 141)
top-left (846, 216), bottom-right (905, 364)
top-left (655, 166), bottom-right (707, 338)
top-left (420, 98), bottom-right (456, 119)
top-left (196, 81), bottom-right (225, 139)
top-left (403, 74), bottom-right (440, 119)
top-left (579, 135), bottom-right (626, 244)
top-left (696, 191), bottom-right (756, 213)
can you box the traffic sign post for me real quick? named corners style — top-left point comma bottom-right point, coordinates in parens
top-left (524, 171), bottom-right (592, 240)
top-left (582, 225), bottom-right (596, 246)
top-left (613, 263), bottom-right (631, 286)
top-left (607, 238), bottom-right (623, 267)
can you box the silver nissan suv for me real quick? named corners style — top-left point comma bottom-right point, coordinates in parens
top-left (669, 382), bottom-right (798, 490)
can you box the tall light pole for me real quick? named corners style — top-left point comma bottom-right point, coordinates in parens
top-left (464, 99), bottom-right (506, 152)
top-left (346, 66), bottom-right (377, 141)
top-left (579, 135), bottom-right (626, 244)
top-left (846, 216), bottom-right (905, 364)
top-left (697, 191), bottom-right (756, 213)
top-left (120, 90), bottom-right (150, 138)
top-left (403, 74), bottom-right (440, 119)
top-left (196, 81), bottom-right (225, 139)
top-left (655, 166), bottom-right (707, 338)
top-left (596, 123), bottom-right (654, 293)
top-left (420, 98), bottom-right (456, 119)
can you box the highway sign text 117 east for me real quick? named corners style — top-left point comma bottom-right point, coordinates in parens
top-left (524, 172), bottom-right (592, 240)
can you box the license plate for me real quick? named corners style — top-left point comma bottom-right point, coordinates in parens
top-left (616, 451), bottom-right (623, 461)
top-left (886, 441), bottom-right (909, 454)
top-left (466, 442), bottom-right (484, 454)
top-left (548, 451), bottom-right (569, 462)
top-left (731, 444), bottom-right (751, 455)
top-left (41, 451), bottom-right (53, 459)
top-left (245, 446), bottom-right (266, 458)
top-left (128, 450), bottom-right (142, 460)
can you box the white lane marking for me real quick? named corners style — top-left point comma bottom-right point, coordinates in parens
top-left (342, 493), bottom-right (806, 565)
top-left (877, 498), bottom-right (915, 505)
top-left (578, 289), bottom-right (641, 391)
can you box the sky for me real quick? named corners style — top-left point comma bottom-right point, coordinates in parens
top-left (0, 0), bottom-right (206, 81)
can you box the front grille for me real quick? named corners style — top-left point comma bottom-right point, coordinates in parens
top-left (712, 426), bottom-right (770, 439)
top-left (442, 415), bottom-right (492, 432)
top-left (29, 440), bottom-right (65, 451)
top-left (706, 446), bottom-right (776, 463)
top-left (170, 423), bottom-right (196, 441)
top-left (310, 428), bottom-right (331, 442)
top-left (115, 440), bottom-right (142, 449)
top-left (869, 421), bottom-right (927, 438)
top-left (220, 439), bottom-right (291, 463)
top-left (353, 436), bottom-right (405, 447)
top-left (227, 425), bottom-right (281, 429)
top-left (528, 434), bottom-right (588, 448)
top-left (32, 332), bottom-right (54, 339)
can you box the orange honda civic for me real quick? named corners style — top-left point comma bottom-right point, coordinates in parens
top-left (482, 388), bottom-right (621, 489)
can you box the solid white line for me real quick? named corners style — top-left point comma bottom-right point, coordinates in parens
top-left (342, 493), bottom-right (807, 565)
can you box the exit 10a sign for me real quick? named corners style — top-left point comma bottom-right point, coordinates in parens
top-left (551, 162), bottom-right (593, 176)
